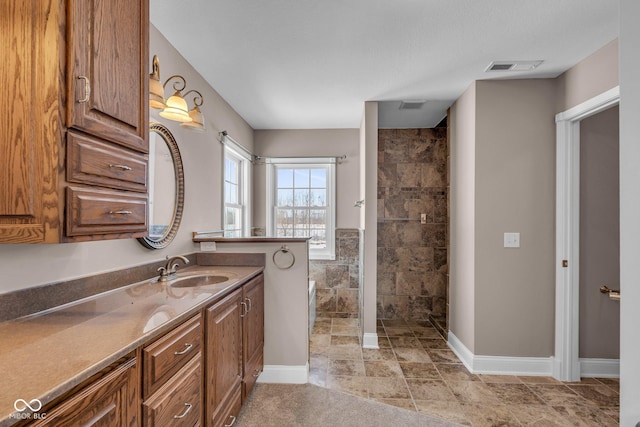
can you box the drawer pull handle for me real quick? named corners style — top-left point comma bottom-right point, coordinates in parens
top-left (240, 301), bottom-right (247, 318)
top-left (109, 210), bottom-right (132, 215)
top-left (173, 403), bottom-right (193, 419)
top-left (108, 164), bottom-right (132, 171)
top-left (174, 343), bottom-right (193, 355)
top-left (246, 297), bottom-right (252, 312)
top-left (77, 76), bottom-right (91, 103)
top-left (225, 415), bottom-right (237, 427)
top-left (253, 370), bottom-right (260, 378)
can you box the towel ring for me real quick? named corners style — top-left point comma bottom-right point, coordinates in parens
top-left (273, 245), bottom-right (295, 270)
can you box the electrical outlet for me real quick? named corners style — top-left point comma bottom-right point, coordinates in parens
top-left (200, 241), bottom-right (217, 252)
top-left (420, 213), bottom-right (427, 224)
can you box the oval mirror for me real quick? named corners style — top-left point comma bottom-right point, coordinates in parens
top-left (138, 122), bottom-right (185, 250)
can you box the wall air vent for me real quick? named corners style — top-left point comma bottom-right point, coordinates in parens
top-left (486, 60), bottom-right (543, 72)
top-left (399, 100), bottom-right (426, 110)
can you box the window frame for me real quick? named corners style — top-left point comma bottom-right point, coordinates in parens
top-left (223, 143), bottom-right (251, 237)
top-left (266, 158), bottom-right (336, 260)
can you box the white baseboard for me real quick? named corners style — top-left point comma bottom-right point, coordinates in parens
top-left (256, 363), bottom-right (309, 384)
top-left (448, 331), bottom-right (553, 376)
top-left (362, 332), bottom-right (379, 349)
top-left (579, 358), bottom-right (620, 378)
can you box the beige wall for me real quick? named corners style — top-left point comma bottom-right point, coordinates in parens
top-left (252, 129), bottom-right (360, 230)
top-left (210, 241), bottom-right (309, 369)
top-left (0, 25), bottom-right (254, 294)
top-left (449, 82), bottom-right (476, 352)
top-left (474, 80), bottom-right (557, 357)
top-left (361, 102), bottom-right (379, 338)
top-left (556, 39), bottom-right (618, 113)
top-left (579, 106), bottom-right (620, 359)
top-left (449, 40), bottom-right (620, 359)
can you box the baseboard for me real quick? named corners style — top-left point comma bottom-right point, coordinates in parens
top-left (448, 331), bottom-right (554, 376)
top-left (256, 363), bottom-right (309, 384)
top-left (579, 358), bottom-right (620, 378)
top-left (362, 332), bottom-right (379, 349)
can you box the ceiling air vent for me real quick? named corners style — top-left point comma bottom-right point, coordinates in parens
top-left (486, 60), bottom-right (543, 72)
top-left (399, 100), bottom-right (426, 110)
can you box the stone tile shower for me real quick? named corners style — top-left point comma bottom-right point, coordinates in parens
top-left (377, 128), bottom-right (449, 332)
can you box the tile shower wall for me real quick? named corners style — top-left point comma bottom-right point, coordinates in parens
top-left (310, 229), bottom-right (362, 319)
top-left (377, 128), bottom-right (448, 323)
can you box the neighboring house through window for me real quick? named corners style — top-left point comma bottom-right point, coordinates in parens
top-left (266, 158), bottom-right (336, 260)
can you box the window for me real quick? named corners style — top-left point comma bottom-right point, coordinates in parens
top-left (223, 141), bottom-right (251, 237)
top-left (267, 158), bottom-right (336, 259)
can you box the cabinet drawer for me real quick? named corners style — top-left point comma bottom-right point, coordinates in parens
top-left (66, 186), bottom-right (148, 236)
top-left (143, 355), bottom-right (202, 427)
top-left (67, 131), bottom-right (148, 192)
top-left (143, 315), bottom-right (202, 398)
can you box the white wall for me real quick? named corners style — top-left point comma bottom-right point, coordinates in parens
top-left (0, 26), bottom-right (254, 294)
top-left (619, 0), bottom-right (640, 423)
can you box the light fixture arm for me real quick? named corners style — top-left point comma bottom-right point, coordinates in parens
top-left (163, 75), bottom-right (187, 93)
top-left (182, 90), bottom-right (204, 107)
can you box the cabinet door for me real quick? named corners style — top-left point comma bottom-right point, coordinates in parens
top-left (206, 288), bottom-right (242, 427)
top-left (0, 0), bottom-right (61, 243)
top-left (31, 357), bottom-right (139, 427)
top-left (242, 275), bottom-right (264, 400)
top-left (67, 0), bottom-right (149, 153)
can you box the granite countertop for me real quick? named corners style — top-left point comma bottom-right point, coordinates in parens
top-left (0, 265), bottom-right (263, 426)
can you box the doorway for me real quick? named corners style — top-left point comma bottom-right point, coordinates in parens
top-left (554, 87), bottom-right (620, 382)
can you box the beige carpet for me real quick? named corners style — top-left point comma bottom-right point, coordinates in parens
top-left (236, 383), bottom-right (462, 427)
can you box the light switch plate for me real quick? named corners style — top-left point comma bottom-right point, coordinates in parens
top-left (504, 232), bottom-right (520, 248)
top-left (420, 213), bottom-right (427, 224)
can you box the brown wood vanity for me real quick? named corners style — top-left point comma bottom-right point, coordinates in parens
top-left (0, 261), bottom-right (264, 427)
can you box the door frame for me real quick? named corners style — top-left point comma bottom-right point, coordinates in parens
top-left (554, 86), bottom-right (620, 381)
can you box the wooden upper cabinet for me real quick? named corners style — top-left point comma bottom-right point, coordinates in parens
top-left (67, 0), bottom-right (149, 154)
top-left (0, 0), bottom-right (149, 244)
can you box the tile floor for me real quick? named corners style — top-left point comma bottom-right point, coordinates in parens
top-left (309, 317), bottom-right (619, 426)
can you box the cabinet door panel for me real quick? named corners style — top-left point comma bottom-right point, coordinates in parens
top-left (0, 0), bottom-right (60, 243)
top-left (206, 288), bottom-right (242, 426)
top-left (68, 0), bottom-right (148, 153)
top-left (242, 275), bottom-right (264, 401)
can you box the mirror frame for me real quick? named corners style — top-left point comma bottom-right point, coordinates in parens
top-left (138, 122), bottom-right (185, 250)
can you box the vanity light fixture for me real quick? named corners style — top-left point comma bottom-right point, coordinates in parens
top-left (149, 55), bottom-right (206, 131)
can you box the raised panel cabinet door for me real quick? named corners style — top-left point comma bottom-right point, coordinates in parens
top-left (0, 0), bottom-right (61, 243)
top-left (205, 288), bottom-right (243, 427)
top-left (242, 275), bottom-right (264, 400)
top-left (30, 357), bottom-right (139, 427)
top-left (67, 0), bottom-right (149, 153)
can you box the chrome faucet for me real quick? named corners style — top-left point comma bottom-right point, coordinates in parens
top-left (157, 255), bottom-right (189, 281)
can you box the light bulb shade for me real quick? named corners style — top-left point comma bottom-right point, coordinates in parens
top-left (159, 92), bottom-right (192, 123)
top-left (149, 77), bottom-right (166, 109)
top-left (149, 55), bottom-right (166, 109)
top-left (180, 105), bottom-right (205, 131)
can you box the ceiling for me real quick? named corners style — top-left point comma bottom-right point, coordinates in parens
top-left (150, 1), bottom-right (618, 130)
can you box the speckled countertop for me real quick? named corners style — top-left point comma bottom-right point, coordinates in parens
top-left (0, 265), bottom-right (263, 426)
